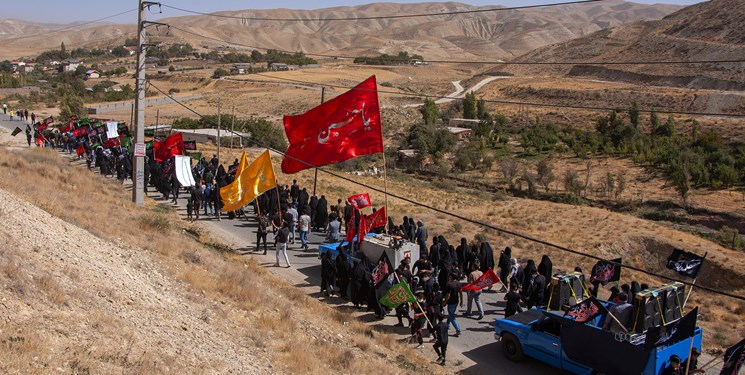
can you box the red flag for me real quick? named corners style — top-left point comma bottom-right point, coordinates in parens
top-left (75, 144), bottom-right (86, 156)
top-left (59, 122), bottom-right (74, 133)
top-left (36, 133), bottom-right (47, 147)
top-left (73, 127), bottom-right (88, 137)
top-left (365, 207), bottom-right (387, 232)
top-left (347, 193), bottom-right (372, 209)
top-left (105, 137), bottom-right (120, 148)
top-left (153, 132), bottom-right (184, 162)
top-left (281, 75), bottom-right (383, 174)
top-left (461, 268), bottom-right (500, 291)
top-left (345, 213), bottom-right (356, 243)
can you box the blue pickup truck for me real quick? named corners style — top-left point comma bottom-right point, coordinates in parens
top-left (493, 308), bottom-right (702, 375)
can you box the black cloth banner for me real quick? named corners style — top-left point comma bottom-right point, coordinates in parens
top-left (184, 140), bottom-right (197, 151)
top-left (645, 307), bottom-right (698, 350)
top-left (371, 251), bottom-right (393, 288)
top-left (561, 319), bottom-right (650, 375)
top-left (565, 297), bottom-right (605, 323)
top-left (590, 258), bottom-right (622, 284)
top-left (666, 249), bottom-right (704, 278)
top-left (720, 337), bottom-right (745, 375)
top-left (11, 127), bottom-right (22, 136)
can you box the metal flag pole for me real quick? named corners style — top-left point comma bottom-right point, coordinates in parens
top-left (312, 86), bottom-right (325, 197)
top-left (683, 252), bottom-right (707, 309)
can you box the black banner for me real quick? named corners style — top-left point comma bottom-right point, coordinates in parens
top-left (11, 127), bottom-right (22, 136)
top-left (720, 337), bottom-right (745, 375)
top-left (645, 307), bottom-right (698, 350)
top-left (565, 297), bottom-right (605, 323)
top-left (666, 249), bottom-right (705, 278)
top-left (590, 258), bottom-right (622, 284)
top-left (371, 251), bottom-right (393, 288)
top-left (184, 140), bottom-right (197, 151)
top-left (562, 318), bottom-right (650, 375)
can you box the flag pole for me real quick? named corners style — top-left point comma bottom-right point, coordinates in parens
top-left (395, 273), bottom-right (431, 330)
top-left (684, 317), bottom-right (699, 375)
top-left (683, 252), bottom-right (706, 309)
top-left (312, 87), bottom-right (326, 197)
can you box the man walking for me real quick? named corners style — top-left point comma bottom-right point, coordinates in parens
top-left (442, 272), bottom-right (462, 337)
top-left (275, 221), bottom-right (292, 268)
top-left (298, 209), bottom-right (311, 250)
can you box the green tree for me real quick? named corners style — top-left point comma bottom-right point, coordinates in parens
top-left (60, 42), bottom-right (66, 53)
top-left (649, 111), bottom-right (660, 135)
top-left (463, 91), bottom-right (477, 119)
top-left (212, 68), bottom-right (230, 78)
top-left (477, 98), bottom-right (488, 120)
top-left (58, 84), bottom-right (85, 120)
top-left (670, 158), bottom-right (691, 205)
top-left (420, 98), bottom-right (439, 125)
top-left (536, 158), bottom-right (555, 193)
top-left (629, 101), bottom-right (640, 128)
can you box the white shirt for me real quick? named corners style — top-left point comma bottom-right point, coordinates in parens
top-left (289, 207), bottom-right (298, 223)
top-left (299, 214), bottom-right (311, 231)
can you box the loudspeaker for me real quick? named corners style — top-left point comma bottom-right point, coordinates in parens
top-left (660, 282), bottom-right (686, 323)
top-left (549, 272), bottom-right (586, 310)
top-left (632, 288), bottom-right (663, 333)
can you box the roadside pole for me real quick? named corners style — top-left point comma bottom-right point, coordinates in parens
top-left (132, 0), bottom-right (149, 205)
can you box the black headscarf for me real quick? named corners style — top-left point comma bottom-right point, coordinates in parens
top-left (456, 238), bottom-right (468, 270)
top-left (630, 281), bottom-right (641, 297)
top-left (479, 242), bottom-right (495, 272)
top-left (538, 255), bottom-right (553, 278)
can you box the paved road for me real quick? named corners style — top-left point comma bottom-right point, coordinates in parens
top-left (147, 186), bottom-right (561, 375)
top-left (403, 76), bottom-right (507, 108)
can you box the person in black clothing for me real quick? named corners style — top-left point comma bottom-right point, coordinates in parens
top-left (526, 268), bottom-right (546, 309)
top-left (321, 252), bottom-right (337, 296)
top-left (455, 238), bottom-right (468, 273)
top-left (290, 179), bottom-right (299, 200)
top-left (410, 291), bottom-right (427, 347)
top-left (521, 259), bottom-right (537, 301)
top-left (537, 255), bottom-right (552, 279)
top-left (662, 355), bottom-right (683, 375)
top-left (256, 213), bottom-right (269, 254)
top-left (335, 252), bottom-right (351, 299)
top-left (630, 281), bottom-right (641, 297)
top-left (479, 242), bottom-right (495, 273)
top-left (433, 313), bottom-right (449, 365)
top-left (412, 255), bottom-right (432, 277)
top-left (343, 201), bottom-right (353, 230)
top-left (443, 272), bottom-right (462, 337)
top-left (504, 283), bottom-right (522, 317)
top-left (314, 195), bottom-right (328, 232)
top-left (498, 247), bottom-right (512, 290)
top-left (351, 254), bottom-right (371, 308)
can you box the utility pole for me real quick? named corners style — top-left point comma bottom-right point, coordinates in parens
top-left (217, 96), bottom-right (221, 164)
top-left (230, 104), bottom-right (235, 151)
top-left (132, 0), bottom-right (149, 205)
top-left (312, 86), bottom-right (325, 196)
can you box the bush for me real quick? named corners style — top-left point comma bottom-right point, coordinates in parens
top-left (212, 68), bottom-right (230, 79)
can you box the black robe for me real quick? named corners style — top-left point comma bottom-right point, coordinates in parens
top-left (315, 196), bottom-right (328, 230)
top-left (479, 242), bottom-right (495, 273)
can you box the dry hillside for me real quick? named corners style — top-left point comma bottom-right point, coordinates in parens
top-left (503, 0), bottom-right (745, 90)
top-left (0, 141), bottom-right (446, 374)
top-left (0, 1), bottom-right (680, 60)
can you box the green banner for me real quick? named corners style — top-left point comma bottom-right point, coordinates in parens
top-left (379, 280), bottom-right (416, 308)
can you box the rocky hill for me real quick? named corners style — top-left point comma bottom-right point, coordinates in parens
top-left (502, 0), bottom-right (745, 90)
top-left (0, 1), bottom-right (680, 60)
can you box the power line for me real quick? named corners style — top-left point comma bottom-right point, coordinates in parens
top-left (146, 80), bottom-right (745, 303)
top-left (0, 9), bottom-right (138, 43)
top-left (161, 0), bottom-right (601, 22)
top-left (166, 24), bottom-right (744, 67)
top-left (239, 73), bottom-right (745, 118)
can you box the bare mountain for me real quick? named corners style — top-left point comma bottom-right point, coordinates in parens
top-left (503, 0), bottom-right (745, 90)
top-left (0, 1), bottom-right (680, 60)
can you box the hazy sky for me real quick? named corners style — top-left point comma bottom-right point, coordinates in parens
top-left (5, 0), bottom-right (706, 24)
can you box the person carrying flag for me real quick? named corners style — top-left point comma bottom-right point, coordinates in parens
top-left (462, 263), bottom-right (484, 320)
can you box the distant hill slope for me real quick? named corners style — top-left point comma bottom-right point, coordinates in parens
top-left (503, 0), bottom-right (745, 90)
top-left (0, 1), bottom-right (680, 60)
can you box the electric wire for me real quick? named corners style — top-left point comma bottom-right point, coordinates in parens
top-left (161, 0), bottom-right (602, 22)
top-left (0, 9), bottom-right (138, 43)
top-left (166, 24), bottom-right (745, 66)
top-left (147, 80), bottom-right (745, 302)
top-left (244, 73), bottom-right (745, 118)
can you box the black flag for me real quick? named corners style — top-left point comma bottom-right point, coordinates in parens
top-left (645, 307), bottom-right (698, 350)
top-left (11, 126), bottom-right (22, 136)
top-left (371, 251), bottom-right (393, 288)
top-left (720, 338), bottom-right (745, 375)
top-left (564, 297), bottom-right (605, 323)
top-left (666, 249), bottom-right (705, 278)
top-left (590, 258), bottom-right (622, 284)
top-left (184, 140), bottom-right (197, 151)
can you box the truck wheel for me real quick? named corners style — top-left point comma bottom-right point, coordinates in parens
top-left (502, 333), bottom-right (525, 362)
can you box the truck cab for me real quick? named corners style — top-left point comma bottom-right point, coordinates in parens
top-left (494, 307), bottom-right (702, 375)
